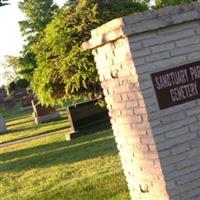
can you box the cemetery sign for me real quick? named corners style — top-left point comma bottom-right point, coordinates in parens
top-left (151, 61), bottom-right (200, 109)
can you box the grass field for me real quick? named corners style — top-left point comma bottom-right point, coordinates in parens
top-left (0, 103), bottom-right (69, 144)
top-left (0, 104), bottom-right (130, 200)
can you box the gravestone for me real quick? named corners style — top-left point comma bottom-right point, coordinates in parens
top-left (0, 88), bottom-right (7, 104)
top-left (0, 114), bottom-right (6, 134)
top-left (3, 98), bottom-right (16, 111)
top-left (66, 99), bottom-right (111, 140)
top-left (13, 88), bottom-right (28, 102)
top-left (84, 2), bottom-right (200, 200)
top-left (20, 96), bottom-right (33, 111)
top-left (32, 100), bottom-right (60, 124)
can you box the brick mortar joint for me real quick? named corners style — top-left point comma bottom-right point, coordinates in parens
top-left (83, 33), bottom-right (126, 51)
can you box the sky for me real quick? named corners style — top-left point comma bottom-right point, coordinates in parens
top-left (0, 0), bottom-right (67, 86)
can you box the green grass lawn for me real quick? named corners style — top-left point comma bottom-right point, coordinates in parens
top-left (0, 103), bottom-right (130, 199)
top-left (0, 103), bottom-right (69, 144)
top-left (0, 130), bottom-right (131, 200)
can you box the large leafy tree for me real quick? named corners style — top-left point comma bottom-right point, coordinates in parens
top-left (18, 0), bottom-right (58, 42)
top-left (32, 0), bottom-right (149, 106)
top-left (0, 0), bottom-right (8, 7)
top-left (17, 0), bottom-right (58, 81)
top-left (18, 50), bottom-right (38, 82)
top-left (155, 0), bottom-right (196, 7)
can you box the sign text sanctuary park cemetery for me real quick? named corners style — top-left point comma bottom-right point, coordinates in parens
top-left (151, 61), bottom-right (200, 109)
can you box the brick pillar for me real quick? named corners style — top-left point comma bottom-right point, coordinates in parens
top-left (84, 2), bottom-right (200, 200)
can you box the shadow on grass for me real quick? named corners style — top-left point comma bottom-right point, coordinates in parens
top-left (6, 111), bottom-right (67, 123)
top-left (0, 124), bottom-right (70, 145)
top-left (5, 119), bottom-right (68, 135)
top-left (4, 106), bottom-right (67, 122)
top-left (0, 131), bottom-right (117, 172)
top-left (6, 113), bottom-right (68, 133)
top-left (5, 111), bottom-right (32, 122)
top-left (6, 118), bottom-right (34, 128)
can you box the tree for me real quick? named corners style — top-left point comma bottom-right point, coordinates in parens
top-left (8, 81), bottom-right (17, 94)
top-left (32, 0), bottom-right (149, 106)
top-left (18, 0), bottom-right (58, 82)
top-left (4, 56), bottom-right (20, 71)
top-left (18, 0), bottom-right (58, 42)
top-left (1, 56), bottom-right (19, 86)
top-left (0, 0), bottom-right (8, 7)
top-left (155, 0), bottom-right (196, 7)
top-left (18, 51), bottom-right (38, 81)
top-left (16, 78), bottom-right (30, 89)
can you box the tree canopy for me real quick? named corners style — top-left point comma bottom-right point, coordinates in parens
top-left (16, 0), bottom-right (197, 106)
top-left (18, 0), bottom-right (58, 42)
top-left (8, 81), bottom-right (17, 94)
top-left (0, 0), bottom-right (8, 7)
top-left (2, 56), bottom-right (19, 86)
top-left (155, 0), bottom-right (196, 7)
top-left (32, 0), bottom-right (149, 106)
top-left (17, 0), bottom-right (58, 82)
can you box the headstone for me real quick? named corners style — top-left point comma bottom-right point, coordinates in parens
top-left (0, 88), bottom-right (7, 104)
top-left (31, 100), bottom-right (60, 124)
top-left (0, 114), bottom-right (6, 134)
top-left (66, 99), bottom-right (111, 140)
top-left (83, 2), bottom-right (200, 200)
top-left (3, 98), bottom-right (16, 111)
top-left (13, 88), bottom-right (28, 102)
top-left (20, 96), bottom-right (33, 111)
